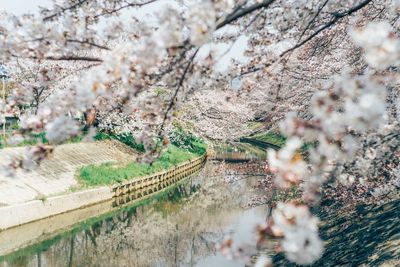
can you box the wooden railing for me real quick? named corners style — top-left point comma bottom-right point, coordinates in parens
top-left (111, 154), bottom-right (207, 206)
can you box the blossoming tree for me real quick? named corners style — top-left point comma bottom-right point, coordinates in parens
top-left (0, 0), bottom-right (399, 265)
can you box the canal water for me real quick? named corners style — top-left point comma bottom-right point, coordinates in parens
top-left (0, 162), bottom-right (269, 267)
top-left (0, 156), bottom-right (399, 267)
top-left (273, 198), bottom-right (400, 267)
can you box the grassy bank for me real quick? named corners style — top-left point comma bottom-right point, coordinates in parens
top-left (1, 125), bottom-right (207, 187)
top-left (0, 132), bottom-right (47, 148)
top-left (0, 131), bottom-right (99, 148)
top-left (0, 130), bottom-right (143, 149)
top-left (78, 131), bottom-right (207, 187)
top-left (250, 131), bottom-right (313, 154)
top-left (251, 132), bottom-right (287, 147)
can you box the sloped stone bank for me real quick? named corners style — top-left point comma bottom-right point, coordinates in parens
top-left (0, 153), bottom-right (206, 230)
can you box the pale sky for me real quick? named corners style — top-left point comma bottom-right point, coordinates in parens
top-left (0, 0), bottom-right (248, 73)
top-left (1, 0), bottom-right (52, 14)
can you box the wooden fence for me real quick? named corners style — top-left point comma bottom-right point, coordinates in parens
top-left (112, 154), bottom-right (207, 206)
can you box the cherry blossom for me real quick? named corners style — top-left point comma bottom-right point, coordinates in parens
top-left (271, 202), bottom-right (324, 265)
top-left (45, 115), bottom-right (79, 144)
top-left (0, 0), bottom-right (399, 265)
top-left (267, 137), bottom-right (307, 188)
top-left (350, 21), bottom-right (400, 69)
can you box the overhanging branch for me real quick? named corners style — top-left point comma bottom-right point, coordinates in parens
top-left (216, 0), bottom-right (276, 29)
top-left (281, 0), bottom-right (373, 56)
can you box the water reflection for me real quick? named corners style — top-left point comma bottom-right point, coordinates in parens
top-left (212, 143), bottom-right (267, 163)
top-left (272, 200), bottom-right (400, 267)
top-left (1, 157), bottom-right (398, 267)
top-left (0, 163), bottom-right (268, 267)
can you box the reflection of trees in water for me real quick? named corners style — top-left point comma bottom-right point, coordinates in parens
top-left (0, 163), bottom-right (265, 267)
top-left (17, 165), bottom-right (251, 267)
top-left (272, 200), bottom-right (400, 267)
top-left (3, 163), bottom-right (398, 267)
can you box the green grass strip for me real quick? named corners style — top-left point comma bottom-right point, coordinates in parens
top-left (78, 144), bottom-right (206, 186)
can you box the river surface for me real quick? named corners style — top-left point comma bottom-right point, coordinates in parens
top-left (0, 162), bottom-right (268, 267)
top-left (0, 159), bottom-right (399, 267)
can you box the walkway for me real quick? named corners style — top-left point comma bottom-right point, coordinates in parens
top-left (0, 140), bottom-right (137, 206)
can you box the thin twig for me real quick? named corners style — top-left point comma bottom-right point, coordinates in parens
top-left (158, 48), bottom-right (200, 134)
top-left (237, 0), bottom-right (373, 77)
top-left (43, 0), bottom-right (89, 21)
top-left (66, 39), bottom-right (111, 51)
top-left (216, 0), bottom-right (276, 29)
top-left (40, 56), bottom-right (103, 62)
top-left (297, 0), bottom-right (330, 42)
top-left (93, 0), bottom-right (159, 19)
top-left (281, 0), bottom-right (373, 56)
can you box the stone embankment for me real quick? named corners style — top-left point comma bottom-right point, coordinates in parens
top-left (0, 140), bottom-right (136, 205)
top-left (0, 141), bottom-right (206, 230)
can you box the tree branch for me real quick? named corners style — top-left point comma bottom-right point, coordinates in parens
top-left (43, 0), bottom-right (89, 21)
top-left (93, 0), bottom-right (159, 19)
top-left (216, 0), bottom-right (276, 29)
top-left (281, 0), bottom-right (373, 56)
top-left (237, 0), bottom-right (374, 77)
top-left (297, 0), bottom-right (330, 42)
top-left (66, 39), bottom-right (111, 50)
top-left (159, 48), bottom-right (200, 134)
top-left (40, 56), bottom-right (103, 62)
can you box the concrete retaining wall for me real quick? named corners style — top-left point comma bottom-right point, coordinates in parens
top-left (0, 154), bottom-right (206, 231)
top-left (112, 155), bottom-right (207, 197)
top-left (0, 187), bottom-right (112, 230)
top-left (0, 199), bottom-right (115, 255)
